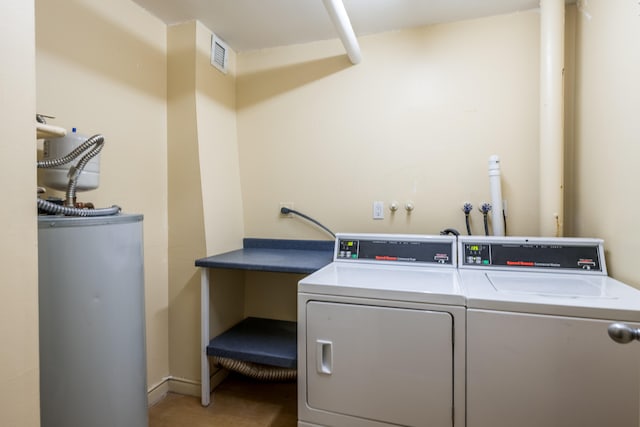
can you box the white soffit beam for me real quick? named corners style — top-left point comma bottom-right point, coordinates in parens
top-left (322, 0), bottom-right (362, 64)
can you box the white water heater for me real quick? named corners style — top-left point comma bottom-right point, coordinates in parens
top-left (42, 128), bottom-right (100, 191)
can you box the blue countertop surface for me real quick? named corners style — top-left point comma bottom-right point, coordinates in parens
top-left (195, 238), bottom-right (334, 274)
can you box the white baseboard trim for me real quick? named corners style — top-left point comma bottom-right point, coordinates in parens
top-left (147, 378), bottom-right (170, 406)
top-left (147, 368), bottom-right (230, 406)
top-left (209, 367), bottom-right (230, 392)
top-left (166, 376), bottom-right (201, 397)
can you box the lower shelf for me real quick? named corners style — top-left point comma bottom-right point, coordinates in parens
top-left (207, 317), bottom-right (297, 369)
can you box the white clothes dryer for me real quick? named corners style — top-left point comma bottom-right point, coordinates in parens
top-left (458, 236), bottom-right (640, 427)
top-left (298, 234), bottom-right (465, 427)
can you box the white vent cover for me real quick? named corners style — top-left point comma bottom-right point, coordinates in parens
top-left (211, 34), bottom-right (229, 74)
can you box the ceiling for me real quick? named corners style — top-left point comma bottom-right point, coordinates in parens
top-left (130, 0), bottom-right (553, 53)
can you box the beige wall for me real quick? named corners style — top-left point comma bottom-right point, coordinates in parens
top-left (167, 20), bottom-right (205, 389)
top-left (0, 1), bottom-right (40, 425)
top-left (168, 20), bottom-right (245, 390)
top-left (571, 0), bottom-right (640, 288)
top-left (9, 0), bottom-right (638, 414)
top-left (195, 24), bottom-right (245, 254)
top-left (233, 11), bottom-right (549, 377)
top-left (35, 0), bottom-right (170, 396)
top-left (237, 11), bottom-right (542, 240)
top-left (194, 19), bottom-right (247, 379)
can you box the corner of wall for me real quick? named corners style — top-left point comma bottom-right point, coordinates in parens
top-left (167, 20), bottom-right (208, 380)
top-left (0, 0), bottom-right (40, 425)
top-left (167, 19), bottom-right (246, 384)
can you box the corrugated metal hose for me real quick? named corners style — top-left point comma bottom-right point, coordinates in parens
top-left (37, 133), bottom-right (120, 216)
top-left (212, 356), bottom-right (296, 382)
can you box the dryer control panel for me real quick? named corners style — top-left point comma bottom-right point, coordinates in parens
top-left (335, 234), bottom-right (456, 266)
top-left (459, 236), bottom-right (605, 273)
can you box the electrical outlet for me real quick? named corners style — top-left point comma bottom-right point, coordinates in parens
top-left (279, 202), bottom-right (294, 217)
top-left (373, 201), bottom-right (384, 220)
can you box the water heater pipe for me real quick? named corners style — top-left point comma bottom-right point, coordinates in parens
top-left (38, 134), bottom-right (105, 207)
top-left (488, 155), bottom-right (505, 236)
top-left (539, 0), bottom-right (565, 237)
top-left (322, 0), bottom-right (362, 65)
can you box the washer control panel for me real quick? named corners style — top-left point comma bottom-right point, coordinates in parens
top-left (335, 234), bottom-right (455, 266)
top-left (459, 237), bottom-right (605, 273)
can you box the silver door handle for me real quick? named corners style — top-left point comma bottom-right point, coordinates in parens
top-left (608, 323), bottom-right (640, 344)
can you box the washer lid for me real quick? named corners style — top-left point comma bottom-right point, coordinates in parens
top-left (486, 272), bottom-right (615, 298)
top-left (460, 270), bottom-right (640, 321)
top-left (299, 262), bottom-right (465, 306)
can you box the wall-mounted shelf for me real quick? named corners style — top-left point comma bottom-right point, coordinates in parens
top-left (195, 238), bottom-right (334, 273)
top-left (196, 238), bottom-right (334, 406)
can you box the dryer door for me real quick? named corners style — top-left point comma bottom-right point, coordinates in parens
top-left (305, 301), bottom-right (454, 427)
top-left (467, 309), bottom-right (640, 427)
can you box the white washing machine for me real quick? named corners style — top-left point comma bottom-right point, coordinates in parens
top-left (458, 236), bottom-right (640, 427)
top-left (298, 234), bottom-right (465, 427)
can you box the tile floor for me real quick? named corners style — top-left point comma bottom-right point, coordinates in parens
top-left (148, 374), bottom-right (297, 427)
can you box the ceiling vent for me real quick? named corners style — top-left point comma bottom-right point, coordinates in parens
top-left (211, 34), bottom-right (229, 74)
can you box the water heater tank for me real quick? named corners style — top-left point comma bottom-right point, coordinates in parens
top-left (42, 128), bottom-right (100, 191)
top-left (38, 214), bottom-right (147, 427)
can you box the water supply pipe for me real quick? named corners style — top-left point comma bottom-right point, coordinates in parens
top-left (488, 155), bottom-right (505, 236)
top-left (539, 0), bottom-right (565, 237)
top-left (322, 0), bottom-right (362, 64)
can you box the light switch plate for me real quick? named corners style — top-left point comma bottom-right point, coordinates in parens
top-left (373, 201), bottom-right (384, 220)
